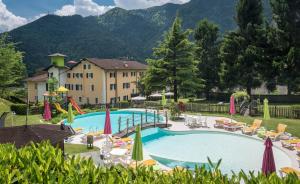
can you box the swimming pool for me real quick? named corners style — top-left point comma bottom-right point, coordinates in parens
top-left (67, 110), bottom-right (164, 133)
top-left (140, 128), bottom-right (292, 174)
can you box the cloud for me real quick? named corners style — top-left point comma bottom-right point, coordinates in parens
top-left (54, 0), bottom-right (114, 17)
top-left (55, 5), bottom-right (75, 16)
top-left (114, 0), bottom-right (190, 10)
top-left (0, 0), bottom-right (28, 32)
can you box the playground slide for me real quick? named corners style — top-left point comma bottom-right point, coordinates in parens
top-left (69, 97), bottom-right (85, 114)
top-left (53, 103), bottom-right (67, 114)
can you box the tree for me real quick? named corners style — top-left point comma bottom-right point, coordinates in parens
top-left (144, 16), bottom-right (200, 102)
top-left (0, 34), bottom-right (26, 98)
top-left (194, 19), bottom-right (220, 99)
top-left (220, 0), bottom-right (264, 95)
top-left (269, 0), bottom-right (300, 94)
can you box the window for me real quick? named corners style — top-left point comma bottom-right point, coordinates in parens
top-left (123, 95), bottom-right (128, 101)
top-left (110, 97), bottom-right (116, 104)
top-left (88, 64), bottom-right (91, 69)
top-left (34, 83), bottom-right (38, 89)
top-left (76, 73), bottom-right (79, 78)
top-left (110, 84), bottom-right (116, 90)
top-left (83, 64), bottom-right (86, 70)
top-left (131, 72), bottom-right (136, 77)
top-left (95, 98), bottom-right (98, 104)
top-left (49, 72), bottom-right (53, 77)
top-left (86, 73), bottom-right (93, 79)
top-left (80, 73), bottom-right (83, 78)
top-left (75, 84), bottom-right (82, 91)
top-left (90, 73), bottom-right (93, 78)
top-left (91, 85), bottom-right (94, 91)
top-left (139, 72), bottom-right (144, 76)
top-left (110, 72), bottom-right (116, 78)
top-left (67, 73), bottom-right (71, 78)
top-left (123, 83), bottom-right (130, 89)
top-left (79, 97), bottom-right (82, 102)
top-left (73, 73), bottom-right (75, 78)
top-left (123, 72), bottom-right (128, 77)
top-left (71, 84), bottom-right (74, 90)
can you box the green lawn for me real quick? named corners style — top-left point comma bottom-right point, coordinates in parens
top-left (65, 143), bottom-right (99, 154)
top-left (192, 112), bottom-right (300, 137)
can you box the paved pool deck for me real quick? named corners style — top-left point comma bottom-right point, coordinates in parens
top-left (67, 108), bottom-right (299, 172)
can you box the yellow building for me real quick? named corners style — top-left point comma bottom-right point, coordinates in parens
top-left (26, 54), bottom-right (147, 105)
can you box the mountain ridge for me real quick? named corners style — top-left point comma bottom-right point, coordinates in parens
top-left (7, 0), bottom-right (271, 75)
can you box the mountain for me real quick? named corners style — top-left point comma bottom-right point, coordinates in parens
top-left (7, 0), bottom-right (271, 75)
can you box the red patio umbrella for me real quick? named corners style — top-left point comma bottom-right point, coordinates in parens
top-left (103, 107), bottom-right (112, 134)
top-left (43, 100), bottom-right (52, 121)
top-left (229, 95), bottom-right (236, 115)
top-left (262, 137), bottom-right (276, 175)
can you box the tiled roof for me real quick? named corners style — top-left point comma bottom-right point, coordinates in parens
top-left (25, 72), bottom-right (48, 82)
top-left (85, 58), bottom-right (147, 70)
top-left (0, 124), bottom-right (74, 148)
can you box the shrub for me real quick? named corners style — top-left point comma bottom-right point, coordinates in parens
top-left (30, 104), bottom-right (44, 114)
top-left (0, 142), bottom-right (298, 183)
top-left (10, 104), bottom-right (27, 115)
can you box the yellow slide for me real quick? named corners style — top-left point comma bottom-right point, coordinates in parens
top-left (53, 103), bottom-right (67, 114)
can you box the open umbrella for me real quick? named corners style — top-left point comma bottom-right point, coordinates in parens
top-left (161, 90), bottom-right (166, 107)
top-left (263, 98), bottom-right (270, 120)
top-left (67, 103), bottom-right (74, 123)
top-left (132, 125), bottom-right (143, 167)
top-left (230, 95), bottom-right (236, 115)
top-left (262, 137), bottom-right (276, 175)
top-left (104, 107), bottom-right (112, 134)
top-left (43, 100), bottom-right (51, 121)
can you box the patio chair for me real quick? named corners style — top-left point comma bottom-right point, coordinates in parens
top-left (281, 139), bottom-right (300, 150)
top-left (242, 119), bottom-right (262, 135)
top-left (280, 167), bottom-right (300, 178)
top-left (214, 119), bottom-right (227, 129)
top-left (264, 124), bottom-right (287, 141)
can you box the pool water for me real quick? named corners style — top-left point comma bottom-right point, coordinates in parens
top-left (67, 110), bottom-right (164, 133)
top-left (140, 128), bottom-right (292, 174)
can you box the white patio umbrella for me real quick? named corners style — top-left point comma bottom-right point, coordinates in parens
top-left (131, 96), bottom-right (146, 101)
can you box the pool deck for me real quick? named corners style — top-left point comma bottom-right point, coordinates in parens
top-left (67, 108), bottom-right (299, 172)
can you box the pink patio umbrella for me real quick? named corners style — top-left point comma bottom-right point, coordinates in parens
top-left (103, 107), bottom-right (112, 135)
top-left (262, 137), bottom-right (276, 175)
top-left (229, 95), bottom-right (236, 122)
top-left (43, 100), bottom-right (52, 121)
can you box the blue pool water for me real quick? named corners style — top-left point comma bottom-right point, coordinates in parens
top-left (67, 110), bottom-right (164, 133)
top-left (139, 128), bottom-right (292, 174)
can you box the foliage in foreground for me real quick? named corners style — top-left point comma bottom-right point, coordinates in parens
top-left (0, 142), bottom-right (299, 184)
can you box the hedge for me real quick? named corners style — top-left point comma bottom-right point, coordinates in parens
top-left (10, 104), bottom-right (27, 115)
top-left (0, 142), bottom-right (298, 183)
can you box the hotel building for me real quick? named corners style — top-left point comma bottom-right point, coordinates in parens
top-left (26, 53), bottom-right (147, 104)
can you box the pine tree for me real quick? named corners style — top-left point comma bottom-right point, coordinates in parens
top-left (144, 16), bottom-right (200, 102)
top-left (194, 19), bottom-right (220, 100)
top-left (220, 0), bottom-right (264, 95)
top-left (0, 34), bottom-right (26, 98)
top-left (270, 0), bottom-right (300, 94)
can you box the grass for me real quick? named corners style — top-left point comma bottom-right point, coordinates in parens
top-left (190, 112), bottom-right (300, 137)
top-left (65, 143), bottom-right (99, 154)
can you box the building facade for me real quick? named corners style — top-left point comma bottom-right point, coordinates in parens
top-left (26, 54), bottom-right (147, 104)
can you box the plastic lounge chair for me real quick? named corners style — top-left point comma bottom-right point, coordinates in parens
top-left (281, 139), bottom-right (300, 150)
top-left (264, 124), bottom-right (287, 141)
top-left (280, 167), bottom-right (300, 178)
top-left (242, 119), bottom-right (262, 135)
top-left (142, 159), bottom-right (157, 166)
top-left (214, 119), bottom-right (227, 128)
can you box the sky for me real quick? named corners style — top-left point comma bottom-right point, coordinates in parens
top-left (0, 0), bottom-right (190, 32)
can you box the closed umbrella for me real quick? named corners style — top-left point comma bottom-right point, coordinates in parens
top-left (161, 90), bottom-right (166, 107)
top-left (67, 103), bottom-right (74, 123)
top-left (262, 137), bottom-right (276, 175)
top-left (104, 107), bottom-right (112, 134)
top-left (229, 95), bottom-right (236, 115)
top-left (263, 98), bottom-right (270, 120)
top-left (43, 100), bottom-right (51, 121)
top-left (132, 125), bottom-right (143, 167)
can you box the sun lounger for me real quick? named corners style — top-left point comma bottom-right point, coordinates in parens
top-left (281, 139), bottom-right (300, 150)
top-left (142, 159), bottom-right (157, 166)
top-left (280, 167), bottom-right (300, 178)
top-left (214, 119), bottom-right (228, 128)
top-left (264, 124), bottom-right (287, 141)
top-left (242, 119), bottom-right (262, 135)
top-left (73, 127), bottom-right (84, 134)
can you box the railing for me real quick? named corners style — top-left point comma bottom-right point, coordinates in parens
top-left (116, 109), bottom-right (169, 137)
